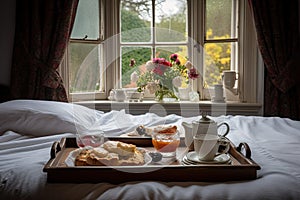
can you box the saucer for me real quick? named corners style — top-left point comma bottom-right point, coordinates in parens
top-left (186, 151), bottom-right (231, 164)
top-left (181, 156), bottom-right (200, 165)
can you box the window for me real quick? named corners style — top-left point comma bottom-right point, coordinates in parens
top-left (63, 0), bottom-right (258, 103)
top-left (120, 0), bottom-right (188, 91)
top-left (64, 0), bottom-right (106, 101)
top-left (203, 0), bottom-right (238, 87)
top-left (189, 0), bottom-right (241, 100)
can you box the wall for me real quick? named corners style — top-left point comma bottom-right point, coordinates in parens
top-left (0, 0), bottom-right (15, 86)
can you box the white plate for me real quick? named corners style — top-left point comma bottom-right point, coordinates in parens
top-left (186, 151), bottom-right (231, 164)
top-left (65, 147), bottom-right (152, 167)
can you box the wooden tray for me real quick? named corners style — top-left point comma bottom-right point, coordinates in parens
top-left (43, 137), bottom-right (260, 183)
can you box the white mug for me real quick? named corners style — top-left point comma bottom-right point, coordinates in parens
top-left (213, 84), bottom-right (224, 101)
top-left (193, 134), bottom-right (230, 161)
top-left (222, 70), bottom-right (238, 89)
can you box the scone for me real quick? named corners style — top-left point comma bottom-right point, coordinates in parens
top-left (86, 151), bottom-right (119, 166)
top-left (74, 141), bottom-right (145, 166)
top-left (103, 141), bottom-right (136, 157)
top-left (89, 147), bottom-right (109, 158)
top-left (118, 149), bottom-right (145, 166)
top-left (75, 149), bottom-right (89, 166)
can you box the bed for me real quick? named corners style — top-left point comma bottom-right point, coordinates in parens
top-left (0, 100), bottom-right (300, 200)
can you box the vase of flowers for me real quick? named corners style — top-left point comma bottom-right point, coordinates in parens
top-left (130, 54), bottom-right (199, 102)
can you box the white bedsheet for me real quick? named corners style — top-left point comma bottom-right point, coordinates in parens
top-left (1, 111), bottom-right (300, 200)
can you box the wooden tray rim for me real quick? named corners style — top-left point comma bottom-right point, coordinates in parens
top-left (43, 136), bottom-right (261, 183)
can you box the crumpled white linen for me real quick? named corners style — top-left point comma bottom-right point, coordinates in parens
top-left (95, 110), bottom-right (183, 136)
top-left (0, 100), bottom-right (104, 136)
top-left (0, 111), bottom-right (300, 200)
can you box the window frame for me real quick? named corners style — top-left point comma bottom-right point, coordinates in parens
top-left (62, 0), bottom-right (259, 104)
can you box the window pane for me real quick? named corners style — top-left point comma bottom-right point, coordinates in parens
top-left (71, 0), bottom-right (99, 40)
top-left (121, 0), bottom-right (152, 43)
top-left (155, 0), bottom-right (187, 42)
top-left (206, 0), bottom-right (237, 39)
top-left (203, 42), bottom-right (237, 87)
top-left (69, 43), bottom-right (101, 92)
top-left (121, 46), bottom-right (152, 88)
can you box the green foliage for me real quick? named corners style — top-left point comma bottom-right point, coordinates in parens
top-left (206, 0), bottom-right (232, 38)
top-left (121, 9), bottom-right (151, 42)
top-left (120, 8), bottom-right (152, 87)
top-left (155, 10), bottom-right (187, 42)
top-left (69, 43), bottom-right (99, 92)
top-left (122, 47), bottom-right (151, 87)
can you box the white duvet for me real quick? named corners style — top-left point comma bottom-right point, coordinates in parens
top-left (0, 100), bottom-right (300, 200)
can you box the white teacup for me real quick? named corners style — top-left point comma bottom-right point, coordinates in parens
top-left (114, 89), bottom-right (126, 102)
top-left (222, 70), bottom-right (238, 89)
top-left (193, 134), bottom-right (230, 161)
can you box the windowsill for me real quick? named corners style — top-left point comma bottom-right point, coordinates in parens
top-left (75, 100), bottom-right (262, 117)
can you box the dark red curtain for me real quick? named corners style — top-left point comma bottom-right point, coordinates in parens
top-left (249, 0), bottom-right (300, 120)
top-left (10, 0), bottom-right (79, 102)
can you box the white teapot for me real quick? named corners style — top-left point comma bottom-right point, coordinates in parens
top-left (182, 113), bottom-right (230, 150)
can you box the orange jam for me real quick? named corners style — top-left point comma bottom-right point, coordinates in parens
top-left (152, 138), bottom-right (180, 152)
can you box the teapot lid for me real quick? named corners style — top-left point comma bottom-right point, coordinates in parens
top-left (197, 112), bottom-right (215, 124)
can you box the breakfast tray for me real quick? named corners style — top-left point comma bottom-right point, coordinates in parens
top-left (43, 137), bottom-right (260, 183)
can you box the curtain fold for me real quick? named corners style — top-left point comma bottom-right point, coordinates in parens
top-left (10, 0), bottom-right (79, 102)
top-left (249, 0), bottom-right (300, 120)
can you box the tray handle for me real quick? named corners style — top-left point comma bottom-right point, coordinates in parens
top-left (236, 142), bottom-right (251, 159)
top-left (50, 141), bottom-right (61, 159)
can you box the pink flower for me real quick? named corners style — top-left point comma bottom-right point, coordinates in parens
top-left (153, 58), bottom-right (166, 64)
top-left (153, 58), bottom-right (172, 67)
top-left (153, 65), bottom-right (165, 76)
top-left (162, 61), bottom-right (172, 67)
top-left (175, 59), bottom-right (181, 65)
top-left (152, 57), bottom-right (172, 76)
top-left (188, 67), bottom-right (199, 80)
top-left (170, 54), bottom-right (178, 61)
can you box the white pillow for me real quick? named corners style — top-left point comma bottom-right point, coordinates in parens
top-left (0, 100), bottom-right (104, 136)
